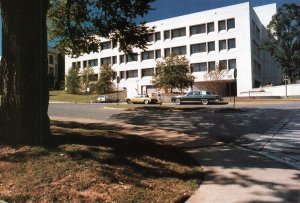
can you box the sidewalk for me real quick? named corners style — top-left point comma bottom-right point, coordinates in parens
top-left (186, 146), bottom-right (299, 203)
top-left (50, 116), bottom-right (300, 203)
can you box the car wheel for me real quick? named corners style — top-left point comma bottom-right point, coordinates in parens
top-left (175, 99), bottom-right (181, 105)
top-left (127, 99), bottom-right (132, 104)
top-left (201, 99), bottom-right (209, 105)
top-left (144, 100), bottom-right (150, 104)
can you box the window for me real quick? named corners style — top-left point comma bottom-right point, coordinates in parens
top-left (155, 49), bottom-right (161, 59)
top-left (219, 40), bottom-right (227, 51)
top-left (126, 70), bottom-right (138, 78)
top-left (112, 41), bottom-right (117, 49)
top-left (101, 41), bottom-right (111, 50)
top-left (171, 27), bottom-right (186, 38)
top-left (88, 59), bottom-right (98, 67)
top-left (142, 51), bottom-right (154, 60)
top-left (227, 18), bottom-right (235, 30)
top-left (120, 55), bottom-right (125, 64)
top-left (147, 34), bottom-right (154, 42)
top-left (49, 55), bottom-right (54, 64)
top-left (164, 30), bottom-right (170, 40)
top-left (120, 71), bottom-right (126, 79)
top-left (142, 68), bottom-right (154, 77)
top-left (252, 40), bottom-right (261, 57)
top-left (207, 22), bottom-right (214, 33)
top-left (164, 48), bottom-right (171, 57)
top-left (208, 61), bottom-right (216, 72)
top-left (253, 60), bottom-right (261, 76)
top-left (101, 57), bottom-right (111, 65)
top-left (252, 20), bottom-right (256, 34)
top-left (72, 61), bottom-right (81, 68)
top-left (113, 72), bottom-right (117, 80)
top-left (112, 56), bottom-right (117, 64)
top-left (219, 60), bottom-right (227, 70)
top-left (218, 20), bottom-right (226, 31)
top-left (49, 67), bottom-right (54, 76)
top-left (127, 54), bottom-right (138, 62)
top-left (190, 43), bottom-right (206, 54)
top-left (155, 32), bottom-right (161, 41)
top-left (228, 38), bottom-right (236, 49)
top-left (190, 24), bottom-right (206, 35)
top-left (172, 46), bottom-right (186, 55)
top-left (255, 26), bottom-right (260, 39)
top-left (191, 63), bottom-right (207, 72)
top-left (208, 41), bottom-right (215, 52)
top-left (83, 60), bottom-right (87, 68)
top-left (228, 59), bottom-right (236, 69)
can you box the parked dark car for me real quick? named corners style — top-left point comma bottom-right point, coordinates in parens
top-left (171, 90), bottom-right (223, 105)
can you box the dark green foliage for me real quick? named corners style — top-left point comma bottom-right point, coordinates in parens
top-left (262, 3), bottom-right (300, 82)
top-left (65, 66), bottom-right (81, 94)
top-left (97, 64), bottom-right (115, 94)
top-left (152, 54), bottom-right (194, 92)
top-left (48, 0), bottom-right (155, 57)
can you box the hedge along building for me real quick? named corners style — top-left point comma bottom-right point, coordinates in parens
top-left (65, 2), bottom-right (281, 97)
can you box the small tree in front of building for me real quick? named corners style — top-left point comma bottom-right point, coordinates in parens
top-left (203, 65), bottom-right (228, 94)
top-left (81, 66), bottom-right (95, 94)
top-left (65, 66), bottom-right (81, 94)
top-left (97, 64), bottom-right (115, 94)
top-left (152, 54), bottom-right (194, 93)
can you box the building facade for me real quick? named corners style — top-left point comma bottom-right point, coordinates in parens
top-left (48, 47), bottom-right (65, 90)
top-left (65, 2), bottom-right (281, 97)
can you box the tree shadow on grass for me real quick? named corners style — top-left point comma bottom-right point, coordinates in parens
top-left (50, 120), bottom-right (199, 167)
top-left (0, 120), bottom-right (204, 202)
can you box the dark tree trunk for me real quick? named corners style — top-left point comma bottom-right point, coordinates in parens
top-left (0, 0), bottom-right (51, 145)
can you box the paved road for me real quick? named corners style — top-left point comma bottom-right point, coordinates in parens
top-left (49, 102), bottom-right (300, 169)
top-left (241, 108), bottom-right (300, 169)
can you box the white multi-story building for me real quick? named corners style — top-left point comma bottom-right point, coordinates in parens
top-left (48, 47), bottom-right (65, 89)
top-left (65, 2), bottom-right (281, 97)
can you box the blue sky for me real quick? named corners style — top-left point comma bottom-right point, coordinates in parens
top-left (142, 0), bottom-right (298, 22)
top-left (0, 0), bottom-right (298, 55)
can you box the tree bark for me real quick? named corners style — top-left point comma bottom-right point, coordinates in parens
top-left (0, 0), bottom-right (51, 145)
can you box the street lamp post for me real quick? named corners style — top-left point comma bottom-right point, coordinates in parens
top-left (136, 80), bottom-right (139, 95)
top-left (233, 68), bottom-right (237, 109)
top-left (284, 75), bottom-right (288, 97)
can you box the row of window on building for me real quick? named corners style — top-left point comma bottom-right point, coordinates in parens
top-left (147, 18), bottom-right (235, 42)
top-left (71, 38), bottom-right (236, 68)
top-left (97, 18), bottom-right (236, 51)
top-left (114, 59), bottom-right (237, 80)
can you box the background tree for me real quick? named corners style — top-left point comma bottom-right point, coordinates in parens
top-left (262, 3), bottom-right (300, 82)
top-left (65, 66), bottom-right (81, 94)
top-left (81, 66), bottom-right (95, 94)
top-left (97, 64), bottom-right (115, 94)
top-left (152, 54), bottom-right (194, 93)
top-left (203, 65), bottom-right (227, 94)
top-left (48, 0), bottom-right (155, 57)
top-left (0, 0), bottom-right (154, 145)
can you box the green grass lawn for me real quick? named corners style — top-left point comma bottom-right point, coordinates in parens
top-left (0, 121), bottom-right (203, 202)
top-left (49, 90), bottom-right (98, 103)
